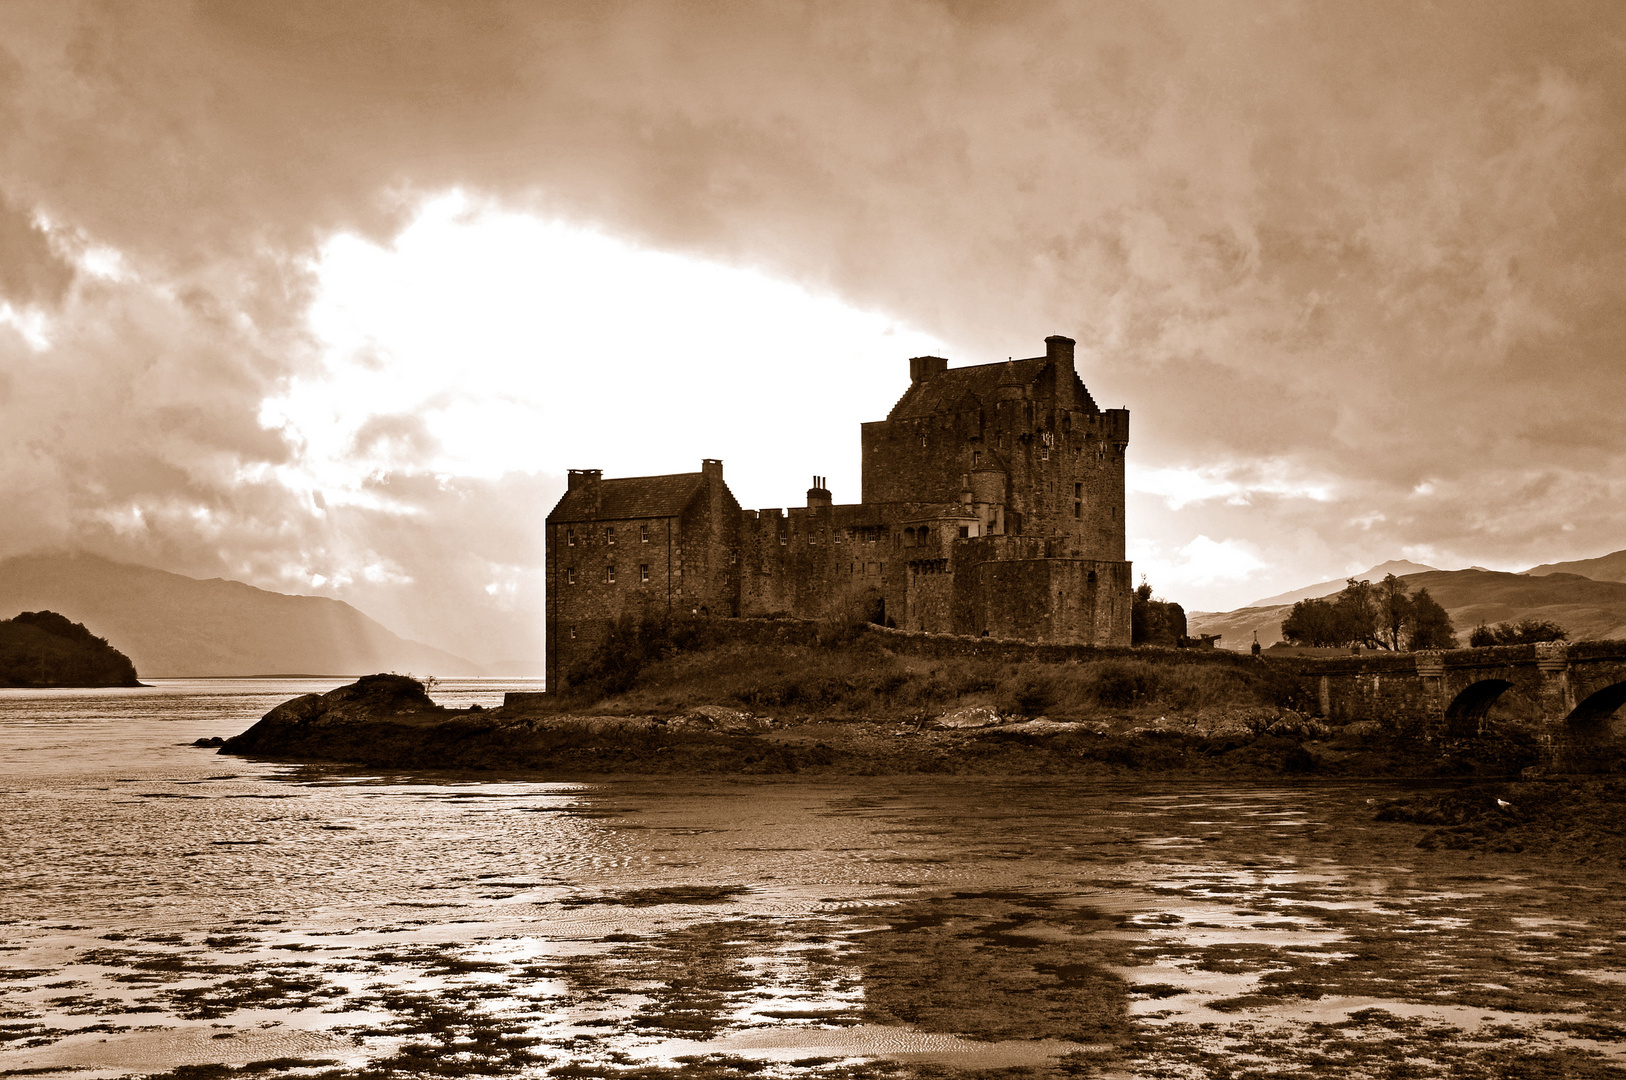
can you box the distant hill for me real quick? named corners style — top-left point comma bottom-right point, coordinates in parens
top-left (1190, 567), bottom-right (1626, 652)
top-left (0, 610), bottom-right (140, 687)
top-left (0, 553), bottom-right (483, 677)
top-left (1246, 560), bottom-right (1440, 608)
top-left (1526, 548), bottom-right (1626, 584)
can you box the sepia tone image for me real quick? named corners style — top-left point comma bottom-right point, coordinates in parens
top-left (4, 3), bottom-right (1626, 1078)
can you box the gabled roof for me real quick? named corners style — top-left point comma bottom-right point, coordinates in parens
top-left (547, 472), bottom-right (704, 523)
top-left (885, 356), bottom-right (1098, 419)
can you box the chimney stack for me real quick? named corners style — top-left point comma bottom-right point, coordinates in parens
top-left (567, 468), bottom-right (603, 514)
top-left (806, 475), bottom-right (832, 509)
top-left (1045, 335), bottom-right (1076, 409)
top-left (909, 355), bottom-right (949, 384)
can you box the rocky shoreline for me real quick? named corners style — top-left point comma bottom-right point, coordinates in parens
top-left (219, 673), bottom-right (1534, 779)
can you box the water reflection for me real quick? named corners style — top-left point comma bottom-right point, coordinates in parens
top-left (2, 683), bottom-right (1626, 1076)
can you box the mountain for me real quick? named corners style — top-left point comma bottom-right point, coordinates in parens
top-left (1189, 567), bottom-right (1626, 651)
top-left (1399, 569), bottom-right (1626, 642)
top-left (0, 552), bottom-right (483, 677)
top-left (1526, 548), bottom-right (1626, 584)
top-left (1246, 560), bottom-right (1440, 608)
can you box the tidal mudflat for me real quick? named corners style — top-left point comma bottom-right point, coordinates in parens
top-left (4, 682), bottom-right (1626, 1078)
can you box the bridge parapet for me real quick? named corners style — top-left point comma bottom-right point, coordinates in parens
top-left (1535, 640), bottom-right (1569, 672)
top-left (1303, 639), bottom-right (1626, 772)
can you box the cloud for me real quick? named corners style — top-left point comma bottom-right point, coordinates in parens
top-left (1, 0), bottom-right (1624, 645)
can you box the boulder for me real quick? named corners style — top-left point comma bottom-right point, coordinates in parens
top-left (669, 705), bottom-right (769, 733)
top-left (1266, 714), bottom-right (1332, 739)
top-left (933, 706), bottom-right (1005, 729)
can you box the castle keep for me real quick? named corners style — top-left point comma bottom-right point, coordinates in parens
top-left (546, 335), bottom-right (1131, 687)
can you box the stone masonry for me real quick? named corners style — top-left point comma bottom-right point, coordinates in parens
top-left (546, 336), bottom-right (1133, 689)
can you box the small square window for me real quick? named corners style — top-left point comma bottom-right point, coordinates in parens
top-left (958, 526), bottom-right (970, 539)
top-left (640, 563), bottom-right (650, 582)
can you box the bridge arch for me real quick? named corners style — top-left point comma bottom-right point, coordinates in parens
top-left (1444, 679), bottom-right (1514, 737)
top-left (1566, 682), bottom-right (1626, 728)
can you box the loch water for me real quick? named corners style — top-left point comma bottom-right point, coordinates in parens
top-left (4, 680), bottom-right (1626, 1078)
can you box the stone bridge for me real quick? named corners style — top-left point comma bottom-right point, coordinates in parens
top-left (1311, 640), bottom-right (1626, 771)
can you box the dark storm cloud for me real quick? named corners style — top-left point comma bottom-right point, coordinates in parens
top-left (1, 0), bottom-right (1623, 643)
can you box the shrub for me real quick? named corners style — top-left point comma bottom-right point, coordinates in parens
top-left (1092, 661), bottom-right (1163, 708)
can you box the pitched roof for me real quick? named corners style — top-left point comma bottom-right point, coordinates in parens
top-left (547, 472), bottom-right (704, 523)
top-left (885, 356), bottom-right (1098, 419)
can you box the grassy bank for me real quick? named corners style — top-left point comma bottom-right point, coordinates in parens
top-left (546, 632), bottom-right (1312, 722)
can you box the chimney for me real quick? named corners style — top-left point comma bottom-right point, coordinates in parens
top-left (1045, 335), bottom-right (1076, 409)
top-left (909, 355), bottom-right (949, 383)
top-left (806, 475), bottom-right (832, 509)
top-left (567, 468), bottom-right (602, 514)
top-left (701, 458), bottom-right (723, 484)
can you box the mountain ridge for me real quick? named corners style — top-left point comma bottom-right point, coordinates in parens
top-left (1245, 559), bottom-right (1441, 608)
top-left (1525, 548), bottom-right (1626, 584)
top-left (1191, 564), bottom-right (1626, 652)
top-left (0, 552), bottom-right (483, 677)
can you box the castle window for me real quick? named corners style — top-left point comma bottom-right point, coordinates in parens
top-left (566, 527), bottom-right (575, 546)
top-left (958, 526), bottom-right (969, 538)
top-left (1073, 501), bottom-right (1082, 519)
top-left (730, 551), bottom-right (737, 564)
top-left (1074, 483), bottom-right (1083, 498)
top-left (606, 526), bottom-right (616, 545)
top-left (605, 564), bottom-right (616, 584)
top-left (1040, 447), bottom-right (1049, 461)
top-left (640, 524), bottom-right (649, 543)
top-left (972, 450), bottom-right (982, 466)
top-left (640, 563), bottom-right (650, 582)
top-left (566, 567), bottom-right (576, 585)
top-left (569, 625), bottom-right (576, 639)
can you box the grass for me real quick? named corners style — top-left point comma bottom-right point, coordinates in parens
top-left (546, 636), bottom-right (1308, 722)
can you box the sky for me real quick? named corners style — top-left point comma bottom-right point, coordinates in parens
top-left (1, 1), bottom-right (1623, 666)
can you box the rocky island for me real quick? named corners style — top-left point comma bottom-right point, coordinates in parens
top-left (219, 628), bottom-right (1541, 779)
top-left (0, 609), bottom-right (141, 687)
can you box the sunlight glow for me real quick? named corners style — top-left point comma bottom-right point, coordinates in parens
top-left (267, 191), bottom-right (946, 510)
top-left (1134, 534), bottom-right (1269, 596)
top-left (0, 303), bottom-right (51, 350)
top-left (1127, 461), bottom-right (1334, 509)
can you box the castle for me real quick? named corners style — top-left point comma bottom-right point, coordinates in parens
top-left (545, 335), bottom-right (1131, 688)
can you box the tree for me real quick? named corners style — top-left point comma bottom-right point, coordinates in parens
top-left (1375, 574), bottom-right (1411, 651)
top-left (1280, 576), bottom-right (1456, 651)
top-left (1405, 588), bottom-right (1457, 650)
top-left (1281, 596), bottom-right (1342, 647)
top-left (1468, 618), bottom-right (1568, 647)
